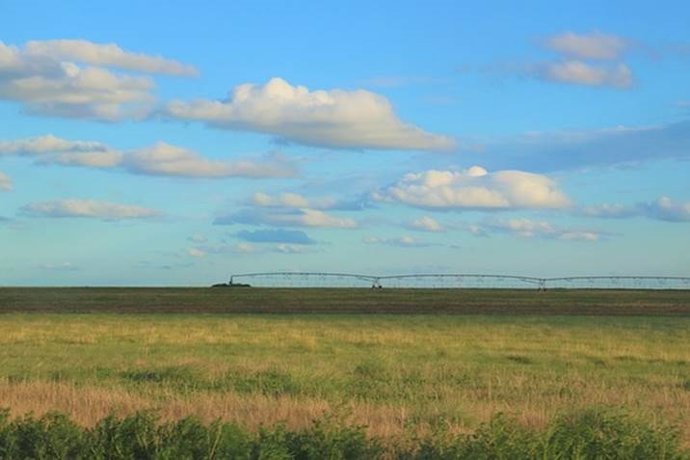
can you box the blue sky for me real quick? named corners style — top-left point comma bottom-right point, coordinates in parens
top-left (1, 0), bottom-right (689, 285)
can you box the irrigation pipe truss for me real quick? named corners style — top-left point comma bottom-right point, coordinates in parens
top-left (227, 272), bottom-right (690, 290)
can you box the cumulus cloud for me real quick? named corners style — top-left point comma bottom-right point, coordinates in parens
top-left (164, 77), bottom-right (455, 151)
top-left (215, 208), bottom-right (358, 229)
top-left (480, 218), bottom-right (601, 241)
top-left (583, 197), bottom-right (690, 222)
top-left (409, 216), bottom-right (444, 232)
top-left (0, 40), bottom-right (195, 120)
top-left (21, 199), bottom-right (160, 220)
top-left (0, 135), bottom-right (297, 178)
top-left (544, 32), bottom-right (629, 60)
top-left (0, 171), bottom-right (12, 191)
top-left (23, 39), bottom-right (197, 76)
top-left (236, 229), bottom-right (316, 245)
top-left (374, 166), bottom-right (570, 210)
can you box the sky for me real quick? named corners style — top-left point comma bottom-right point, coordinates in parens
top-left (1, 0), bottom-right (689, 286)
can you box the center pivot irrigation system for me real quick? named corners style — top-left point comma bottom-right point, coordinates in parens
top-left (225, 272), bottom-right (690, 290)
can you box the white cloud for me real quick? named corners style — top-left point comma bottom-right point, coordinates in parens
top-left (21, 199), bottom-right (160, 220)
top-left (251, 191), bottom-right (336, 209)
top-left (0, 135), bottom-right (297, 178)
top-left (558, 231), bottom-right (600, 241)
top-left (465, 223), bottom-right (489, 237)
top-left (43, 150), bottom-right (124, 168)
top-left (253, 191), bottom-right (309, 208)
top-left (187, 248), bottom-right (206, 258)
top-left (581, 203), bottom-right (638, 219)
top-left (374, 166), bottom-right (570, 210)
top-left (24, 40), bottom-right (198, 76)
top-left (194, 243), bottom-right (257, 255)
top-left (363, 235), bottom-right (433, 247)
top-left (481, 218), bottom-right (602, 241)
top-left (233, 243), bottom-right (257, 254)
top-left (490, 32), bottom-right (635, 89)
top-left (39, 262), bottom-right (79, 271)
top-left (0, 171), bottom-right (12, 191)
top-left (0, 134), bottom-right (108, 155)
top-left (1, 60), bottom-right (155, 120)
top-left (539, 32), bottom-right (633, 88)
top-left (410, 216), bottom-right (444, 232)
top-left (642, 197), bottom-right (690, 222)
top-left (0, 40), bottom-right (196, 120)
top-left (187, 234), bottom-right (208, 244)
top-left (0, 134), bottom-right (123, 167)
top-left (215, 208), bottom-right (358, 229)
top-left (123, 142), bottom-right (297, 178)
top-left (192, 241), bottom-right (312, 256)
top-left (299, 209), bottom-right (357, 228)
top-left (164, 77), bottom-right (455, 151)
top-left (274, 243), bottom-right (313, 254)
top-left (540, 60), bottom-right (633, 88)
top-left (582, 197), bottom-right (690, 222)
top-left (545, 32), bottom-right (629, 60)
top-left (492, 218), bottom-right (557, 237)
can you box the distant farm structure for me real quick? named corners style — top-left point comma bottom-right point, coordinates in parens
top-left (226, 272), bottom-right (690, 290)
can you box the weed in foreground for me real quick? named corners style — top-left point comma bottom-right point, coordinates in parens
top-left (0, 407), bottom-right (687, 459)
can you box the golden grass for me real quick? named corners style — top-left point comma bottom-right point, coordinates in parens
top-left (2, 376), bottom-right (688, 444)
top-left (0, 313), bottom-right (688, 445)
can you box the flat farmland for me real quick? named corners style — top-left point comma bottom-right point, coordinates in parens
top-left (0, 288), bottom-right (689, 450)
top-left (2, 287), bottom-right (690, 315)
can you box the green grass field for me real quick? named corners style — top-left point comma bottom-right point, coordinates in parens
top-left (0, 288), bottom-right (689, 456)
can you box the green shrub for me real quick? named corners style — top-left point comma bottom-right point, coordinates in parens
top-left (88, 412), bottom-right (160, 459)
top-left (453, 413), bottom-right (539, 459)
top-left (399, 409), bottom-right (687, 460)
top-left (0, 408), bottom-right (686, 459)
top-left (2, 412), bottom-right (84, 460)
top-left (284, 419), bottom-right (382, 460)
top-left (543, 408), bottom-right (685, 460)
top-left (398, 414), bottom-right (538, 460)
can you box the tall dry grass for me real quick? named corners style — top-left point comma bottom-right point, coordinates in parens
top-left (0, 314), bottom-right (688, 444)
